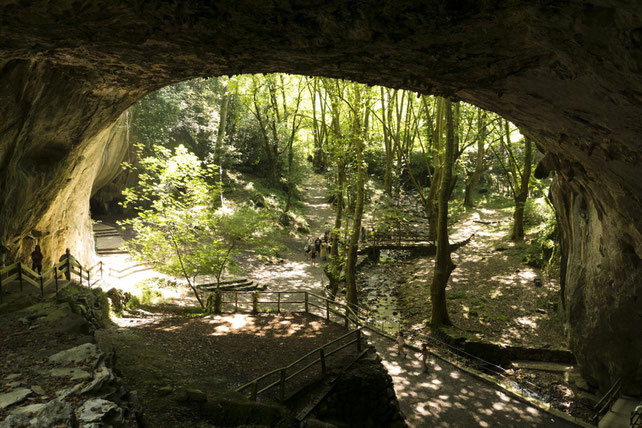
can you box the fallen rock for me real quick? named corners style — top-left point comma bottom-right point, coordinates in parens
top-left (4, 374), bottom-right (21, 381)
top-left (49, 367), bottom-right (92, 381)
top-left (8, 402), bottom-right (47, 416)
top-left (0, 388), bottom-right (32, 410)
top-left (76, 398), bottom-right (118, 424)
top-left (31, 385), bottom-right (46, 396)
top-left (80, 363), bottom-right (114, 394)
top-left (48, 343), bottom-right (102, 367)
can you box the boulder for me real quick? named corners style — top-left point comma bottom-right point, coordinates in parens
top-left (0, 388), bottom-right (32, 410)
top-left (48, 343), bottom-right (103, 367)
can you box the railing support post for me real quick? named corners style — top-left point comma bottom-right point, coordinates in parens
top-left (344, 306), bottom-right (349, 328)
top-left (325, 300), bottom-right (330, 322)
top-left (54, 266), bottom-right (59, 296)
top-left (251, 381), bottom-right (258, 401)
top-left (320, 348), bottom-right (326, 377)
top-left (0, 270), bottom-right (3, 304)
top-left (304, 292), bottom-right (309, 313)
top-left (66, 259), bottom-right (71, 282)
top-left (235, 293), bottom-right (238, 312)
top-left (39, 273), bottom-right (44, 297)
top-left (100, 261), bottom-right (103, 280)
top-left (79, 265), bottom-right (83, 285)
top-left (279, 368), bottom-right (287, 401)
top-left (277, 292), bottom-right (281, 313)
top-left (356, 330), bottom-right (362, 352)
top-left (18, 262), bottom-right (23, 293)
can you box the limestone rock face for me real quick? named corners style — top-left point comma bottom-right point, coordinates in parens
top-left (0, 1), bottom-right (641, 390)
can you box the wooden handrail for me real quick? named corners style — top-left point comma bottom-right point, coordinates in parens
top-left (236, 327), bottom-right (363, 400)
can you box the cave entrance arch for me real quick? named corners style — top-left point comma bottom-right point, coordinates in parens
top-left (1, 1), bottom-right (641, 393)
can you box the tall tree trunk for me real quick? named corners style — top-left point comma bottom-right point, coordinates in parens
top-left (512, 136), bottom-right (533, 240)
top-left (430, 99), bottom-right (456, 327)
top-left (427, 97), bottom-right (445, 241)
top-left (381, 87), bottom-right (393, 194)
top-left (345, 85), bottom-right (366, 308)
top-left (213, 91), bottom-right (230, 207)
top-left (464, 110), bottom-right (487, 208)
top-left (328, 160), bottom-right (345, 296)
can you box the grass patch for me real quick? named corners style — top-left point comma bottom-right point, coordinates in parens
top-left (448, 291), bottom-right (469, 300)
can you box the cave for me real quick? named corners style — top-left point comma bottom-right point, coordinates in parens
top-left (0, 1), bottom-right (640, 394)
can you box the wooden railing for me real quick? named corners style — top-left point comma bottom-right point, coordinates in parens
top-left (0, 257), bottom-right (103, 303)
top-left (591, 377), bottom-right (623, 424)
top-left (236, 327), bottom-right (363, 401)
top-left (215, 290), bottom-right (364, 331)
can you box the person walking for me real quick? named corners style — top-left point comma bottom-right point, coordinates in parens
top-left (31, 244), bottom-right (43, 275)
top-left (420, 343), bottom-right (430, 373)
top-left (396, 331), bottom-right (406, 358)
top-left (320, 242), bottom-right (327, 261)
top-left (309, 248), bottom-right (317, 266)
top-left (314, 236), bottom-right (322, 254)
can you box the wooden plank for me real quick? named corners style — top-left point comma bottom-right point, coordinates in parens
top-left (21, 274), bottom-right (40, 289)
top-left (0, 262), bottom-right (19, 276)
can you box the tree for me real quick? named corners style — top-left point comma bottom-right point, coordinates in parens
top-left (490, 120), bottom-right (533, 240)
top-left (345, 83), bottom-right (369, 308)
top-left (430, 99), bottom-right (456, 327)
top-left (121, 144), bottom-right (274, 309)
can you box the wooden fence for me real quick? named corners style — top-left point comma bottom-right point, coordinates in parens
top-left (0, 258), bottom-right (103, 303)
top-left (236, 327), bottom-right (363, 401)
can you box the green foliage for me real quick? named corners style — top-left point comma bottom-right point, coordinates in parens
top-left (120, 144), bottom-right (278, 308)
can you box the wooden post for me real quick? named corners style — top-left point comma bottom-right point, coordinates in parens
top-left (320, 349), bottom-right (326, 377)
top-left (100, 261), bottom-right (103, 280)
top-left (0, 269), bottom-right (3, 304)
top-left (39, 272), bottom-right (44, 297)
top-left (279, 368), bottom-right (287, 401)
top-left (344, 306), bottom-right (349, 328)
top-left (356, 330), bottom-right (362, 352)
top-left (79, 265), bottom-right (83, 285)
top-left (235, 293), bottom-right (238, 312)
top-left (66, 259), bottom-right (71, 282)
top-left (18, 262), bottom-right (23, 293)
top-left (277, 292), bottom-right (281, 313)
top-left (251, 382), bottom-right (258, 401)
top-left (326, 300), bottom-right (330, 322)
top-left (304, 292), bottom-right (309, 313)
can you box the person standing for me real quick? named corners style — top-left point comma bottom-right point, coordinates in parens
top-left (58, 248), bottom-right (76, 280)
top-left (396, 331), bottom-right (406, 358)
top-left (320, 242), bottom-right (327, 261)
top-left (360, 226), bottom-right (366, 242)
top-left (314, 237), bottom-right (322, 254)
top-left (0, 244), bottom-right (8, 269)
top-left (31, 244), bottom-right (43, 275)
top-left (309, 248), bottom-right (317, 266)
top-left (420, 343), bottom-right (430, 373)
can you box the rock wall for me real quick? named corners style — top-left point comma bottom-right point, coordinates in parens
top-left (0, 1), bottom-right (641, 391)
top-left (309, 352), bottom-right (406, 428)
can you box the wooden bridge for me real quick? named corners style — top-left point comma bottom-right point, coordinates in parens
top-left (358, 234), bottom-right (474, 259)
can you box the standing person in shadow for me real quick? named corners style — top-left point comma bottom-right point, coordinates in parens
top-left (58, 248), bottom-right (76, 280)
top-left (31, 244), bottom-right (43, 275)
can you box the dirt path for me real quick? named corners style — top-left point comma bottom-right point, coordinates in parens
top-left (244, 173), bottom-right (334, 294)
top-left (363, 330), bottom-right (576, 428)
